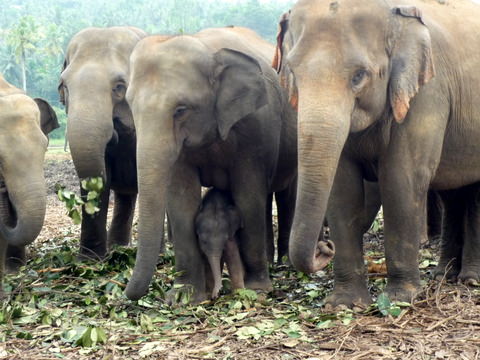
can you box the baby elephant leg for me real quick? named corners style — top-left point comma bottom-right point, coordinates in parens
top-left (224, 237), bottom-right (245, 290)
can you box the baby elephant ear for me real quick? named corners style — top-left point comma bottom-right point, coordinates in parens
top-left (213, 48), bottom-right (268, 141)
top-left (34, 98), bottom-right (59, 136)
top-left (389, 6), bottom-right (435, 123)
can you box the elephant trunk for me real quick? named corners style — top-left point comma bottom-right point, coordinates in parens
top-left (67, 77), bottom-right (115, 181)
top-left (125, 117), bottom-right (176, 300)
top-left (289, 88), bottom-right (350, 273)
top-left (207, 255), bottom-right (223, 299)
top-left (0, 172), bottom-right (46, 247)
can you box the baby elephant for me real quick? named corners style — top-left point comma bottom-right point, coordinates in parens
top-left (194, 188), bottom-right (244, 299)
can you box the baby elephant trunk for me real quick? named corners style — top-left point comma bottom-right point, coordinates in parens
top-left (207, 255), bottom-right (223, 299)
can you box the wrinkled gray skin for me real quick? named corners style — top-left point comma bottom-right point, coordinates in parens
top-left (125, 27), bottom-right (328, 303)
top-left (275, 0), bottom-right (480, 307)
top-left (434, 183), bottom-right (480, 286)
top-left (0, 74), bottom-right (59, 297)
top-left (59, 27), bottom-right (147, 259)
top-left (195, 188), bottom-right (244, 299)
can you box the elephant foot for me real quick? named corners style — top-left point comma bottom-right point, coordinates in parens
top-left (107, 233), bottom-right (131, 249)
top-left (457, 270), bottom-right (480, 287)
top-left (433, 263), bottom-right (461, 283)
top-left (165, 284), bottom-right (208, 306)
top-left (244, 275), bottom-right (273, 293)
top-left (77, 246), bottom-right (107, 262)
top-left (385, 281), bottom-right (421, 303)
top-left (324, 285), bottom-right (372, 311)
top-left (5, 258), bottom-right (25, 274)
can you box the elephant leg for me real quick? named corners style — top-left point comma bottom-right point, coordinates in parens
top-left (265, 193), bottom-right (274, 264)
top-left (362, 181), bottom-right (381, 233)
top-left (427, 190), bottom-right (443, 243)
top-left (434, 189), bottom-right (464, 282)
top-left (166, 163), bottom-right (205, 304)
top-left (107, 192), bottom-right (137, 248)
top-left (79, 183), bottom-right (110, 260)
top-left (232, 172), bottom-right (271, 292)
top-left (275, 180), bottom-right (297, 264)
top-left (5, 244), bottom-right (26, 273)
top-left (224, 237), bottom-right (245, 290)
top-left (459, 185), bottom-right (480, 286)
top-left (325, 156), bottom-right (372, 308)
top-left (0, 238), bottom-right (6, 298)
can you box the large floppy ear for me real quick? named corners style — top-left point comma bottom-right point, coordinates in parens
top-left (34, 98), bottom-right (59, 136)
top-left (58, 59), bottom-right (67, 106)
top-left (272, 11), bottom-right (290, 73)
top-left (213, 48), bottom-right (268, 141)
top-left (389, 6), bottom-right (435, 123)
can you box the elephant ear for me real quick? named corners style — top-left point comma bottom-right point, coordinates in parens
top-left (213, 48), bottom-right (268, 141)
top-left (58, 59), bottom-right (67, 107)
top-left (389, 6), bottom-right (435, 123)
top-left (272, 11), bottom-right (290, 73)
top-left (34, 98), bottom-right (60, 136)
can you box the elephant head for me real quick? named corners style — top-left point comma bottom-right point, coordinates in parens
top-left (58, 27), bottom-right (146, 181)
top-left (124, 36), bottom-right (267, 300)
top-left (0, 74), bottom-right (59, 246)
top-left (274, 0), bottom-right (434, 273)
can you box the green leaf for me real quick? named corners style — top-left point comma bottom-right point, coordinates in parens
top-left (84, 201), bottom-right (100, 215)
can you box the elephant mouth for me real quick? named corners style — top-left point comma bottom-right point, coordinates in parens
top-left (0, 176), bottom-right (18, 228)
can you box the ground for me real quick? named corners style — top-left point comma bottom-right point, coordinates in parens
top-left (1, 151), bottom-right (479, 360)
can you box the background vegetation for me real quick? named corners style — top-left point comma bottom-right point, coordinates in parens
top-left (0, 0), bottom-right (294, 141)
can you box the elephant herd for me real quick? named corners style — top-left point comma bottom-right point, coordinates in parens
top-left (2, 0), bottom-right (480, 310)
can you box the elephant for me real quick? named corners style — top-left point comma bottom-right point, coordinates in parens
top-left (124, 26), bottom-right (333, 303)
top-left (195, 188), bottom-right (244, 299)
top-left (0, 73), bottom-right (59, 297)
top-left (274, 0), bottom-right (480, 307)
top-left (58, 26), bottom-right (147, 259)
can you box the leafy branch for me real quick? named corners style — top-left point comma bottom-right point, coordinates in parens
top-left (56, 177), bottom-right (104, 224)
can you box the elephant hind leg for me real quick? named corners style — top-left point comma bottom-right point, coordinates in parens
top-left (108, 192), bottom-right (137, 248)
top-left (275, 181), bottom-right (297, 265)
top-left (458, 184), bottom-right (480, 286)
top-left (434, 189), bottom-right (465, 282)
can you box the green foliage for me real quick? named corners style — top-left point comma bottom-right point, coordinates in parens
top-left (371, 293), bottom-right (411, 318)
top-left (56, 177), bottom-right (104, 224)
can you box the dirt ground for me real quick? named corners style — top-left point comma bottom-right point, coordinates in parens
top-left (1, 151), bottom-right (479, 360)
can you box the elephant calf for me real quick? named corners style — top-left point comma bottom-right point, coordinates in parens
top-left (0, 74), bottom-right (59, 297)
top-left (195, 188), bottom-right (244, 299)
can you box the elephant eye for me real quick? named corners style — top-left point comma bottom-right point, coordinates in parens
top-left (351, 69), bottom-right (369, 89)
top-left (173, 105), bottom-right (188, 119)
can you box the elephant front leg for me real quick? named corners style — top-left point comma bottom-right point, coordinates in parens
top-left (5, 244), bottom-right (26, 273)
top-left (379, 167), bottom-right (432, 302)
top-left (107, 192), bottom-right (137, 248)
top-left (232, 175), bottom-right (271, 293)
top-left (79, 184), bottom-right (110, 260)
top-left (224, 237), bottom-right (245, 290)
top-left (166, 164), bottom-right (205, 304)
top-left (325, 158), bottom-right (379, 309)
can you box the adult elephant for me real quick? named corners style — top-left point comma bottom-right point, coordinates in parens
top-left (274, 0), bottom-right (480, 307)
top-left (0, 74), bottom-right (58, 296)
top-left (124, 26), bottom-right (332, 303)
top-left (58, 27), bottom-right (147, 259)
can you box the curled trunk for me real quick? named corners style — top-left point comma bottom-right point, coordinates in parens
top-left (0, 175), bottom-right (46, 247)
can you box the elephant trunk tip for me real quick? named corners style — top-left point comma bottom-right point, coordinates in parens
top-left (124, 282), bottom-right (149, 301)
top-left (290, 239), bottom-right (335, 274)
